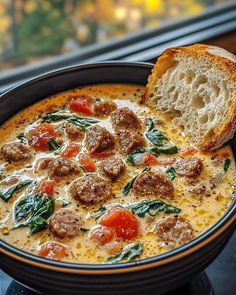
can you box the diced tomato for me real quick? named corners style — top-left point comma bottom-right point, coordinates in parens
top-left (28, 123), bottom-right (57, 151)
top-left (61, 143), bottom-right (81, 159)
top-left (143, 153), bottom-right (176, 166)
top-left (79, 153), bottom-right (96, 172)
top-left (180, 147), bottom-right (198, 157)
top-left (38, 242), bottom-right (68, 260)
top-left (35, 180), bottom-right (55, 196)
top-left (90, 226), bottom-right (115, 245)
top-left (99, 208), bottom-right (139, 241)
top-left (89, 151), bottom-right (114, 160)
top-left (69, 95), bottom-right (94, 115)
top-left (143, 153), bottom-right (159, 166)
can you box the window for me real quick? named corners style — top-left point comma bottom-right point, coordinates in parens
top-left (0, 0), bottom-right (235, 92)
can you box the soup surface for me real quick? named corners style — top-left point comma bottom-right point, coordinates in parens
top-left (0, 84), bottom-right (235, 264)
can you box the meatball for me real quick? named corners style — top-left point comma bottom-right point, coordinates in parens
top-left (110, 107), bottom-right (141, 131)
top-left (117, 130), bottom-right (145, 155)
top-left (155, 216), bottom-right (193, 249)
top-left (133, 171), bottom-right (174, 199)
top-left (85, 125), bottom-right (115, 153)
top-left (48, 158), bottom-right (79, 177)
top-left (93, 100), bottom-right (117, 117)
top-left (174, 157), bottom-right (203, 177)
top-left (100, 156), bottom-right (125, 180)
top-left (71, 174), bottom-right (113, 204)
top-left (65, 123), bottom-right (84, 141)
top-left (1, 142), bottom-right (32, 163)
top-left (49, 209), bottom-right (82, 238)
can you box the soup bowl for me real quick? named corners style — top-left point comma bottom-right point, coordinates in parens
top-left (0, 62), bottom-right (235, 295)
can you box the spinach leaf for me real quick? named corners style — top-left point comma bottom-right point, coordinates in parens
top-left (14, 194), bottom-right (55, 235)
top-left (41, 113), bottom-right (71, 123)
top-left (128, 200), bottom-right (181, 217)
top-left (95, 205), bottom-right (107, 220)
top-left (165, 167), bottom-right (176, 181)
top-left (122, 167), bottom-right (151, 196)
top-left (145, 118), bottom-right (178, 154)
top-left (107, 243), bottom-right (143, 264)
top-left (47, 137), bottom-right (62, 151)
top-left (224, 159), bottom-right (231, 172)
top-left (0, 179), bottom-right (33, 202)
top-left (80, 227), bottom-right (90, 233)
top-left (17, 133), bottom-right (28, 145)
top-left (41, 112), bottom-right (99, 132)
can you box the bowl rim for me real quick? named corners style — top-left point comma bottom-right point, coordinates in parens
top-left (0, 61), bottom-right (236, 275)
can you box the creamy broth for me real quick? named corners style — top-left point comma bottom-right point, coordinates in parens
top-left (0, 84), bottom-right (235, 264)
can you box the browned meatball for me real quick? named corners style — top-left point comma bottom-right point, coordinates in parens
top-left (71, 174), bottom-right (113, 204)
top-left (85, 125), bottom-right (115, 153)
top-left (110, 107), bottom-right (141, 131)
top-left (65, 123), bottom-right (84, 141)
top-left (93, 100), bottom-right (117, 117)
top-left (174, 157), bottom-right (203, 177)
top-left (49, 209), bottom-right (82, 238)
top-left (48, 158), bottom-right (79, 177)
top-left (1, 142), bottom-right (32, 163)
top-left (155, 216), bottom-right (193, 249)
top-left (117, 130), bottom-right (145, 155)
top-left (133, 171), bottom-right (174, 199)
top-left (100, 156), bottom-right (125, 180)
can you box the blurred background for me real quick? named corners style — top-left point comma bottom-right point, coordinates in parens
top-left (0, 0), bottom-right (235, 73)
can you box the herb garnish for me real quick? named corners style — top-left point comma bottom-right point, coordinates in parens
top-left (122, 167), bottom-right (151, 196)
top-left (17, 133), bottom-right (28, 145)
top-left (145, 118), bottom-right (178, 154)
top-left (41, 112), bottom-right (98, 132)
top-left (0, 179), bottom-right (33, 202)
top-left (165, 167), bottom-right (176, 181)
top-left (106, 243), bottom-right (143, 264)
top-left (128, 200), bottom-right (181, 217)
top-left (224, 159), bottom-right (231, 172)
top-left (47, 137), bottom-right (62, 151)
top-left (95, 199), bottom-right (180, 220)
top-left (14, 194), bottom-right (55, 235)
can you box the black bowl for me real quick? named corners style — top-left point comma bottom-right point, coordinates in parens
top-left (0, 62), bottom-right (235, 295)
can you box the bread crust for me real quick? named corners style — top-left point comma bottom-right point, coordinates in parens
top-left (144, 44), bottom-right (236, 151)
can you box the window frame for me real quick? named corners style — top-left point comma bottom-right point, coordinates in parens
top-left (1, 2), bottom-right (236, 93)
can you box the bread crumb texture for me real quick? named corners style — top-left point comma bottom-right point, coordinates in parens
top-left (145, 44), bottom-right (236, 151)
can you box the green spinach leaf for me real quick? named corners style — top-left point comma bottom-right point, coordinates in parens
top-left (17, 133), bottom-right (28, 145)
top-left (165, 167), bottom-right (176, 181)
top-left (224, 159), bottom-right (231, 172)
top-left (107, 243), bottom-right (143, 264)
top-left (14, 194), bottom-right (55, 235)
top-left (41, 112), bottom-right (99, 132)
top-left (0, 179), bottom-right (32, 202)
top-left (128, 200), bottom-right (181, 217)
top-left (145, 118), bottom-right (178, 154)
top-left (122, 167), bottom-right (151, 196)
top-left (47, 137), bottom-right (62, 151)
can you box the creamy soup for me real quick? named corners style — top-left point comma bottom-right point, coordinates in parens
top-left (0, 84), bottom-right (235, 264)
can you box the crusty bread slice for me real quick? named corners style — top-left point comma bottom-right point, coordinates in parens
top-left (144, 44), bottom-right (236, 151)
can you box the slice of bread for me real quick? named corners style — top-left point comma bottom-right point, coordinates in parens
top-left (144, 44), bottom-right (236, 151)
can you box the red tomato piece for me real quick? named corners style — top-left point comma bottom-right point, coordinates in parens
top-left (90, 226), bottom-right (115, 245)
top-left (79, 153), bottom-right (96, 172)
top-left (99, 208), bottom-right (139, 241)
top-left (38, 242), bottom-right (68, 260)
top-left (35, 180), bottom-right (55, 196)
top-left (28, 123), bottom-right (57, 151)
top-left (89, 151), bottom-right (114, 160)
top-left (69, 95), bottom-right (94, 115)
top-left (61, 144), bottom-right (81, 159)
top-left (180, 147), bottom-right (198, 157)
top-left (143, 154), bottom-right (176, 166)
